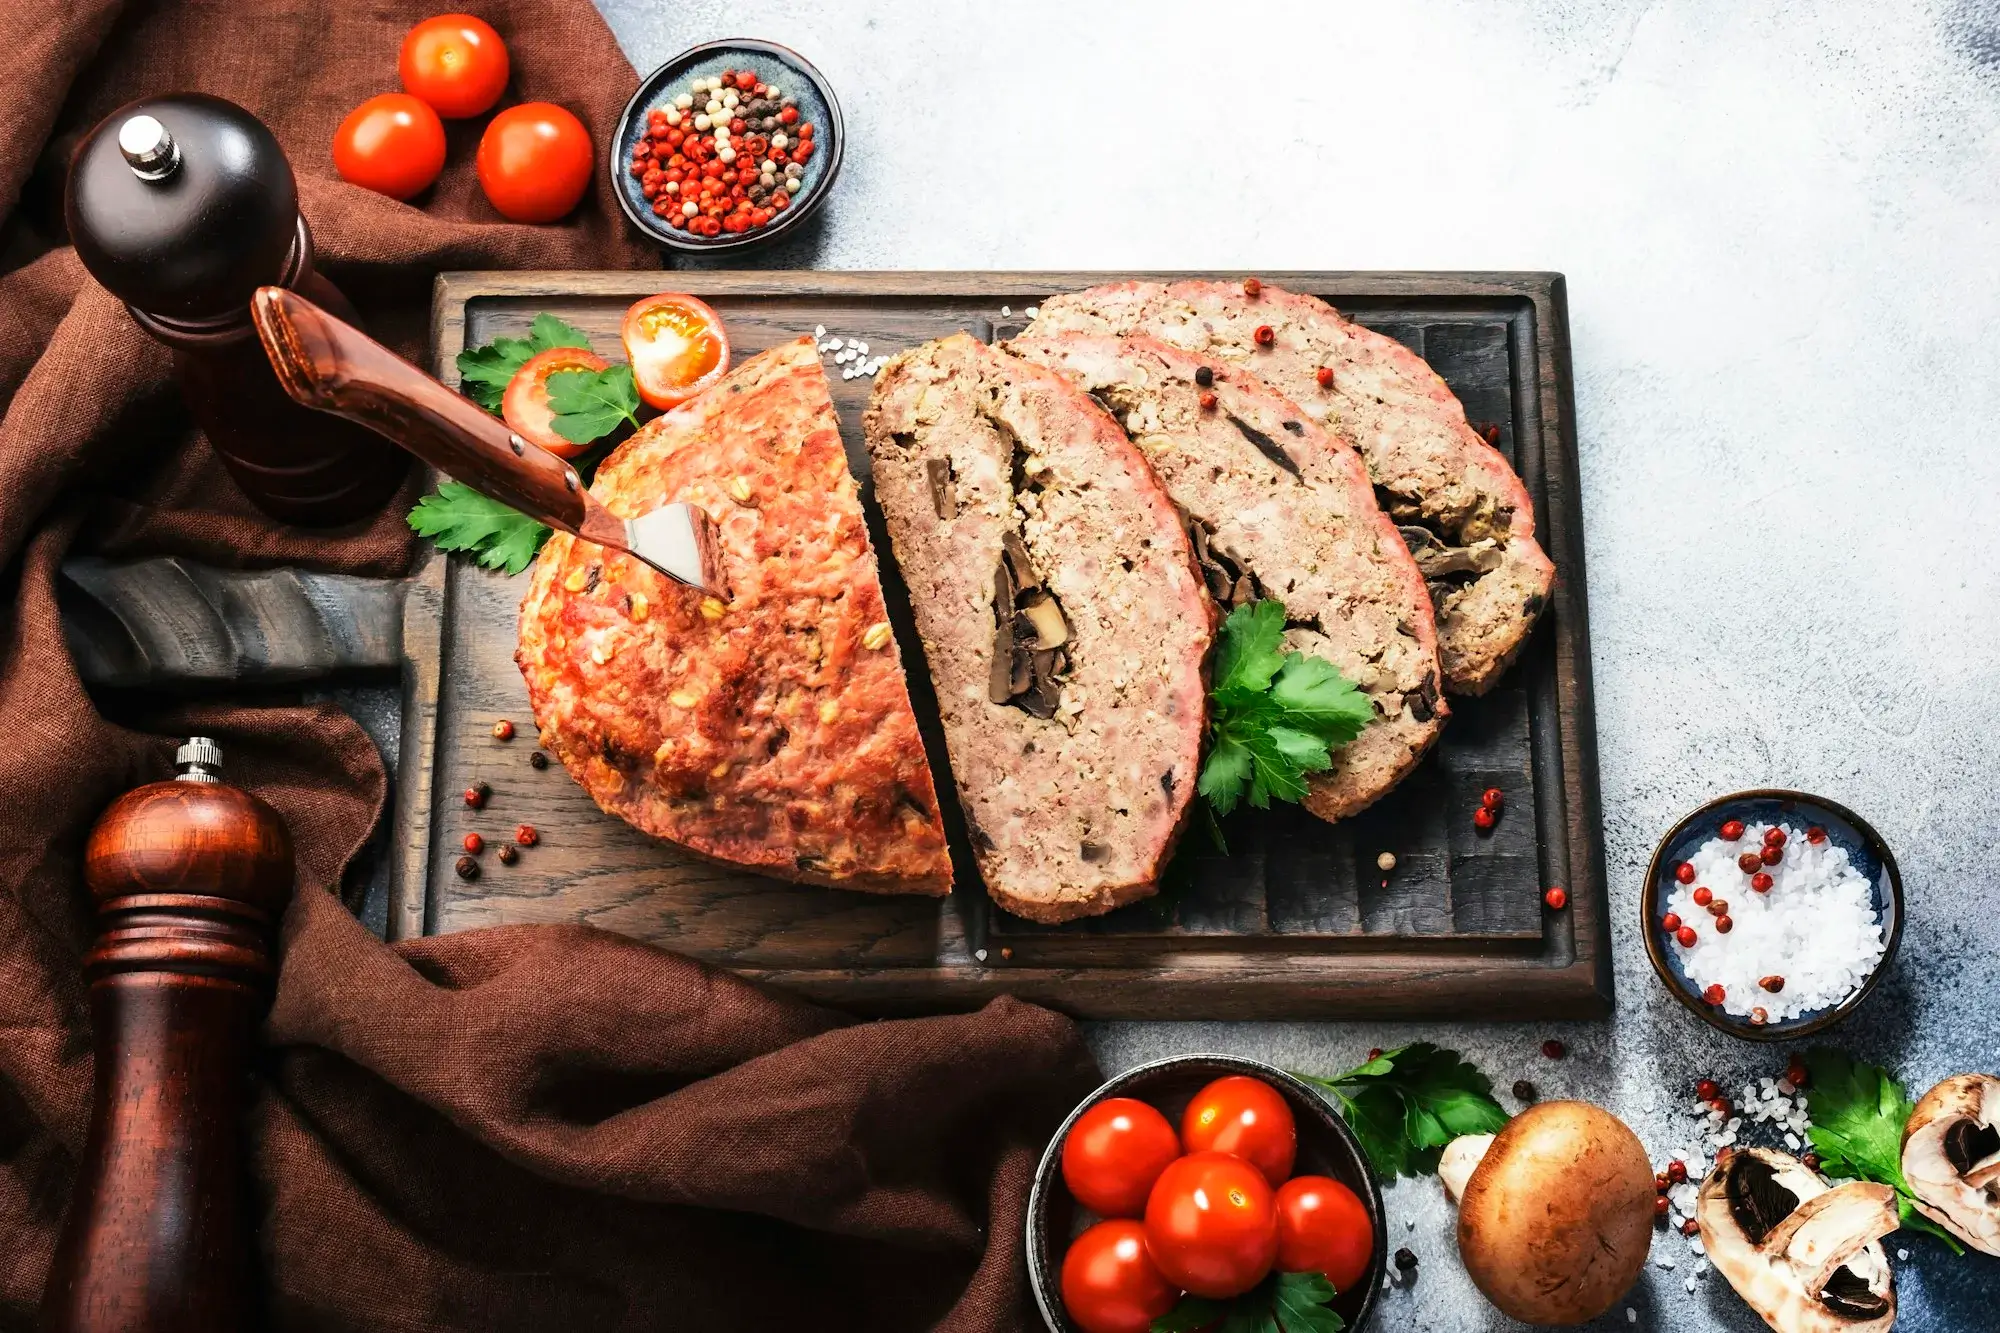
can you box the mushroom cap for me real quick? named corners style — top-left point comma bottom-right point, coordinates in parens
top-left (1455, 1101), bottom-right (1655, 1325)
top-left (1902, 1073), bottom-right (2000, 1256)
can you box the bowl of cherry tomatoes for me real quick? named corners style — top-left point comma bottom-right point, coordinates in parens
top-left (1027, 1055), bottom-right (1384, 1333)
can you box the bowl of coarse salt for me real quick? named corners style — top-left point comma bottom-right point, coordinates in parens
top-left (1642, 790), bottom-right (1904, 1041)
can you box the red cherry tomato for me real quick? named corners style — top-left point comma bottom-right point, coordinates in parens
top-left (501, 346), bottom-right (610, 458)
top-left (332, 93), bottom-right (446, 200)
top-left (477, 102), bottom-right (593, 223)
top-left (1061, 1097), bottom-right (1182, 1219)
top-left (1060, 1219), bottom-right (1179, 1333)
top-left (399, 14), bottom-right (510, 118)
top-left (620, 293), bottom-right (731, 410)
top-left (1274, 1175), bottom-right (1374, 1293)
top-left (1143, 1151), bottom-right (1277, 1299)
top-left (1179, 1075), bottom-right (1297, 1187)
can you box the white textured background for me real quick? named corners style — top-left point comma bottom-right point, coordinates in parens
top-left (594, 1), bottom-right (2000, 1326)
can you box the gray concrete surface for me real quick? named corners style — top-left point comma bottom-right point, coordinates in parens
top-left (592, 2), bottom-right (2000, 1326)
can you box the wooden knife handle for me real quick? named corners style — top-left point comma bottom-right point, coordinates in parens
top-left (250, 286), bottom-right (587, 534)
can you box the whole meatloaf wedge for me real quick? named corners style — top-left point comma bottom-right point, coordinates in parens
top-left (1010, 333), bottom-right (1445, 821)
top-left (1029, 281), bottom-right (1556, 695)
top-left (518, 338), bottom-right (952, 895)
top-left (864, 334), bottom-right (1212, 923)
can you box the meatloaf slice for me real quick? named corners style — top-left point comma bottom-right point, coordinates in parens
top-left (1029, 281), bottom-right (1556, 695)
top-left (864, 333), bottom-right (1212, 923)
top-left (517, 338), bottom-right (951, 895)
top-left (1009, 332), bottom-right (1445, 822)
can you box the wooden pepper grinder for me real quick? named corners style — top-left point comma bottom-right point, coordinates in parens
top-left (65, 94), bottom-right (408, 525)
top-left (42, 739), bottom-right (294, 1333)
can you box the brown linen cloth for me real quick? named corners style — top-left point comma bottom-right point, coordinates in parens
top-left (0, 3), bottom-right (1100, 1329)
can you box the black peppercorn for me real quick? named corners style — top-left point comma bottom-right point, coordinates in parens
top-left (497, 843), bottom-right (519, 866)
top-left (1512, 1079), bottom-right (1538, 1103)
top-left (1394, 1247), bottom-right (1418, 1273)
top-left (454, 855), bottom-right (480, 881)
top-left (529, 750), bottom-right (549, 770)
top-left (1194, 365), bottom-right (1214, 387)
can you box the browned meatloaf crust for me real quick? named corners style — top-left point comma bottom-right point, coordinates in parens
top-left (864, 333), bottom-right (1212, 923)
top-left (1009, 332), bottom-right (1446, 821)
top-left (518, 338), bottom-right (951, 895)
top-left (1030, 281), bottom-right (1556, 695)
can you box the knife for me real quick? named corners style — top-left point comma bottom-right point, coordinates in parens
top-left (250, 286), bottom-right (727, 596)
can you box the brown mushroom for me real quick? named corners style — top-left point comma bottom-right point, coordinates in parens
top-left (1698, 1147), bottom-right (1896, 1333)
top-left (1440, 1102), bottom-right (1655, 1325)
top-left (1902, 1074), bottom-right (2000, 1255)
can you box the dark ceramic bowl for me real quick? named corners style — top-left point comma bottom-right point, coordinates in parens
top-left (1641, 789), bottom-right (1903, 1042)
top-left (1026, 1054), bottom-right (1385, 1333)
top-left (611, 38), bottom-right (844, 253)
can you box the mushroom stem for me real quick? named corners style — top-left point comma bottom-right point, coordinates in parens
top-left (1439, 1133), bottom-right (1493, 1205)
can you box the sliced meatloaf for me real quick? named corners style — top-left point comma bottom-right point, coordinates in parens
top-left (1029, 281), bottom-right (1556, 695)
top-left (864, 333), bottom-right (1212, 923)
top-left (1009, 332), bottom-right (1445, 821)
top-left (518, 338), bottom-right (952, 895)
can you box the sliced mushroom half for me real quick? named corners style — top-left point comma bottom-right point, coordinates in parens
top-left (1902, 1073), bottom-right (2000, 1255)
top-left (1698, 1148), bottom-right (1897, 1333)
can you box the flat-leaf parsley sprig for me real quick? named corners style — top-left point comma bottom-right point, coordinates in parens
top-left (1295, 1043), bottom-right (1509, 1180)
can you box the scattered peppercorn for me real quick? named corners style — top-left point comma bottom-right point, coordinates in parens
top-left (1368, 1047), bottom-right (1384, 1061)
top-left (1802, 1152), bottom-right (1820, 1171)
top-left (1394, 1248), bottom-right (1418, 1273)
top-left (1759, 975), bottom-right (1785, 993)
top-left (1480, 423), bottom-right (1502, 446)
top-left (464, 781), bottom-right (490, 809)
top-left (637, 71), bottom-right (817, 238)
top-left (1193, 365), bottom-right (1214, 387)
top-left (462, 832), bottom-right (484, 855)
top-left (1662, 912), bottom-right (1682, 932)
top-left (1696, 1078), bottom-right (1720, 1101)
top-left (1751, 871), bottom-right (1774, 893)
top-left (1666, 1160), bottom-right (1688, 1183)
top-left (1655, 1172), bottom-right (1670, 1193)
top-left (1376, 851), bottom-right (1397, 872)
top-left (497, 843), bottom-right (519, 865)
top-left (1198, 390), bottom-right (1218, 411)
top-left (1252, 324), bottom-right (1275, 347)
top-left (1674, 861), bottom-right (1696, 884)
top-left (1715, 914), bottom-right (1734, 934)
top-left (1242, 277), bottom-right (1262, 298)
top-left (1737, 851), bottom-right (1764, 874)
top-left (1000, 946), bottom-right (1014, 960)
top-left (1805, 825), bottom-right (1827, 844)
top-left (1720, 819), bottom-right (1746, 840)
top-left (1513, 1079), bottom-right (1538, 1103)
top-left (1703, 983), bottom-right (1726, 1005)
top-left (1542, 1038), bottom-right (1566, 1060)
top-left (1760, 844), bottom-right (1783, 866)
top-left (1750, 1007), bottom-right (1769, 1025)
top-left (1480, 787), bottom-right (1505, 810)
top-left (1763, 827), bottom-right (1787, 848)
top-left (1473, 805), bottom-right (1497, 833)
top-left (491, 719), bottom-right (515, 741)
top-left (1315, 365), bottom-right (1334, 389)
top-left (514, 823), bottom-right (539, 847)
top-left (1787, 1058), bottom-right (1810, 1089)
top-left (1543, 885), bottom-right (1568, 910)
top-left (1708, 898), bottom-right (1729, 918)
top-left (1676, 925), bottom-right (1698, 947)
top-left (1654, 1195), bottom-right (1670, 1217)
top-left (530, 749), bottom-right (550, 769)
top-left (1681, 1219), bottom-right (1701, 1237)
top-left (454, 855), bottom-right (480, 881)
top-left (1693, 886), bottom-right (1713, 907)
top-left (1710, 1097), bottom-right (1733, 1116)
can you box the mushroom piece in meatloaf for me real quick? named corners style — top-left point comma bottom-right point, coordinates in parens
top-left (864, 333), bottom-right (1213, 923)
top-left (1028, 281), bottom-right (1555, 696)
top-left (517, 337), bottom-right (952, 895)
top-left (1009, 332), bottom-right (1446, 822)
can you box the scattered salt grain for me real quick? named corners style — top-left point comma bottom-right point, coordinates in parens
top-left (1665, 821), bottom-right (1884, 1020)
top-left (1626, 1310), bottom-right (1637, 1325)
top-left (1000, 305), bottom-right (1011, 316)
top-left (814, 325), bottom-right (826, 337)
top-left (1025, 304), bottom-right (1040, 318)
top-left (1898, 1248), bottom-right (1909, 1260)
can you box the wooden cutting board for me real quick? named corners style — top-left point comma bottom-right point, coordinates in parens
top-left (384, 270), bottom-right (1607, 1019)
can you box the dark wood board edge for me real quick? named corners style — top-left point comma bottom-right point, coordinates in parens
top-left (408, 270), bottom-right (1613, 1019)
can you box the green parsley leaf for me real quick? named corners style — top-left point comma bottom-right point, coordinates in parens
top-left (1151, 1271), bottom-right (1344, 1333)
top-left (1296, 1042), bottom-right (1509, 1180)
top-left (406, 481), bottom-right (552, 575)
top-left (1271, 1271), bottom-right (1345, 1333)
top-left (546, 363), bottom-right (643, 445)
top-left (1151, 1296), bottom-right (1227, 1332)
top-left (453, 313), bottom-right (596, 411)
top-left (1804, 1049), bottom-right (1966, 1253)
top-left (1199, 600), bottom-right (1374, 819)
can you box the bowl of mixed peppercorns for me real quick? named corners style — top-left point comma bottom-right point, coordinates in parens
top-left (613, 38), bottom-right (843, 252)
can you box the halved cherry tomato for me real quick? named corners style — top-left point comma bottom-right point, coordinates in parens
top-left (400, 14), bottom-right (511, 119)
top-left (1060, 1220), bottom-right (1179, 1333)
top-left (620, 294), bottom-right (730, 409)
top-left (332, 93), bottom-right (446, 200)
top-left (1180, 1075), bottom-right (1297, 1187)
top-left (1143, 1151), bottom-right (1277, 1299)
top-left (501, 347), bottom-right (609, 458)
top-left (1061, 1097), bottom-right (1182, 1219)
top-left (477, 102), bottom-right (593, 224)
top-left (1274, 1175), bottom-right (1374, 1293)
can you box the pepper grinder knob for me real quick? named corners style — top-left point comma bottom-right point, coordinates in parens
top-left (117, 115), bottom-right (181, 180)
top-left (174, 735), bottom-right (224, 781)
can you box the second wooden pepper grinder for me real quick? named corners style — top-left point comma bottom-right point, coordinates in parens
top-left (65, 94), bottom-right (409, 525)
top-left (41, 738), bottom-right (294, 1333)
